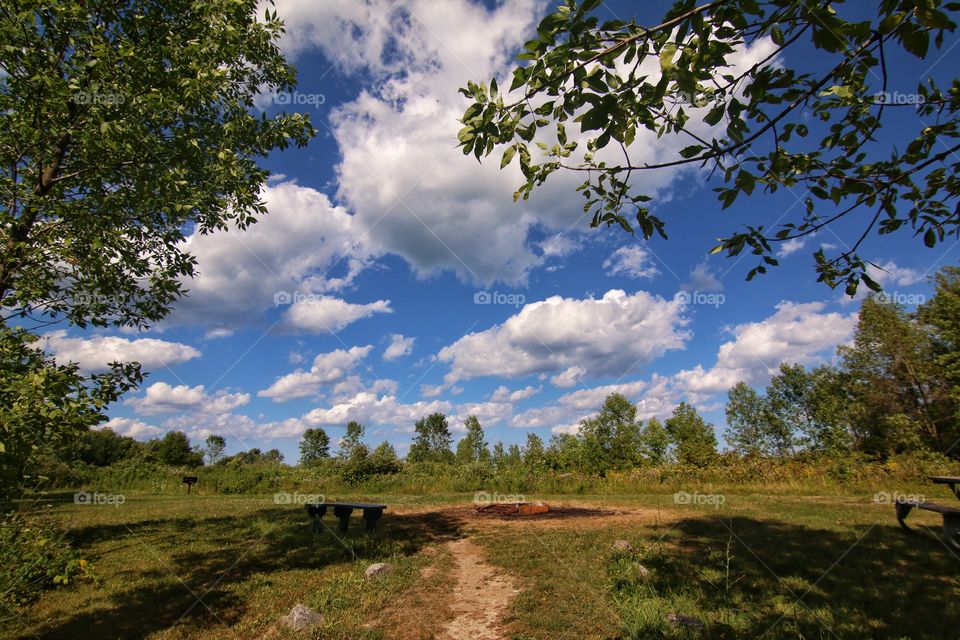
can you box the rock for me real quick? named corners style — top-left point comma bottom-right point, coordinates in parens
top-left (364, 562), bottom-right (394, 579)
top-left (279, 604), bottom-right (323, 631)
top-left (667, 613), bottom-right (704, 629)
top-left (611, 539), bottom-right (634, 552)
top-left (632, 562), bottom-right (650, 578)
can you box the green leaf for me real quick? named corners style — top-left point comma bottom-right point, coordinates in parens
top-left (659, 43), bottom-right (677, 71)
top-left (704, 104), bottom-right (725, 126)
top-left (679, 145), bottom-right (703, 159)
top-left (924, 228), bottom-right (937, 247)
top-left (500, 145), bottom-right (517, 169)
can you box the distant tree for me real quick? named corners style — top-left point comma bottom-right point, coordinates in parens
top-left (408, 413), bottom-right (454, 463)
top-left (579, 393), bottom-right (642, 474)
top-left (666, 403), bottom-right (718, 467)
top-left (918, 266), bottom-right (960, 451)
top-left (156, 431), bottom-right (202, 467)
top-left (491, 441), bottom-right (507, 469)
top-left (263, 448), bottom-right (284, 464)
top-left (639, 417), bottom-right (670, 466)
top-left (340, 421), bottom-right (365, 459)
top-left (839, 296), bottom-right (951, 455)
top-left (545, 433), bottom-right (582, 471)
top-left (805, 366), bottom-right (855, 454)
top-left (205, 435), bottom-right (226, 465)
top-left (523, 432), bottom-right (546, 470)
top-left (456, 415), bottom-right (489, 464)
top-left (725, 382), bottom-right (769, 457)
top-left (299, 428), bottom-right (331, 465)
top-left (368, 442), bottom-right (403, 474)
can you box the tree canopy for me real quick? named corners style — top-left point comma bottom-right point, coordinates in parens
top-left (459, 0), bottom-right (959, 294)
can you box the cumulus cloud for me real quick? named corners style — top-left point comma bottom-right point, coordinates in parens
top-left (168, 181), bottom-right (378, 332)
top-left (100, 417), bottom-right (163, 439)
top-left (603, 245), bottom-right (659, 279)
top-left (672, 301), bottom-right (858, 399)
top-left (126, 382), bottom-right (250, 416)
top-left (490, 384), bottom-right (542, 402)
top-left (282, 297), bottom-right (392, 333)
top-left (681, 261), bottom-right (724, 292)
top-left (303, 392), bottom-right (452, 430)
top-left (439, 290), bottom-right (689, 382)
top-left (550, 366), bottom-right (585, 388)
top-left (383, 334), bottom-right (415, 361)
top-left (259, 345), bottom-right (374, 402)
top-left (41, 331), bottom-right (200, 372)
top-left (867, 260), bottom-right (923, 287)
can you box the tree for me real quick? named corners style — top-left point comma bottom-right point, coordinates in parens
top-left (456, 415), bottom-right (489, 464)
top-left (491, 441), bottom-right (507, 469)
top-left (459, 0), bottom-right (959, 294)
top-left (340, 421), bottom-right (365, 459)
top-left (0, 0), bottom-right (312, 500)
top-left (579, 393), bottom-right (642, 474)
top-left (839, 296), bottom-right (951, 455)
top-left (205, 435), bottom-right (226, 465)
top-left (666, 402), bottom-right (718, 467)
top-left (408, 413), bottom-right (454, 463)
top-left (725, 382), bottom-right (770, 456)
top-left (639, 417), bottom-right (671, 465)
top-left (919, 266), bottom-right (960, 451)
top-left (523, 432), bottom-right (546, 470)
top-left (0, 0), bottom-right (313, 328)
top-left (156, 431), bottom-right (202, 467)
top-left (0, 327), bottom-right (140, 501)
top-left (299, 428), bottom-right (331, 465)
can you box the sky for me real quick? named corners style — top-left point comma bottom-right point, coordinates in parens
top-left (42, 0), bottom-right (959, 461)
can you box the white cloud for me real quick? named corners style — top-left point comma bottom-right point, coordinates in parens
top-left (490, 384), bottom-right (541, 402)
top-left (258, 345), bottom-right (374, 402)
top-left (168, 181), bottom-right (377, 332)
top-left (867, 260), bottom-right (923, 287)
top-left (303, 391), bottom-right (452, 430)
top-left (550, 366), bottom-right (585, 389)
top-left (776, 236), bottom-right (809, 258)
top-left (383, 334), bottom-right (415, 361)
top-left (538, 234), bottom-right (581, 258)
top-left (682, 261), bottom-right (724, 292)
top-left (127, 382), bottom-right (250, 416)
top-left (603, 245), bottom-right (659, 279)
top-left (673, 301), bottom-right (858, 398)
top-left (100, 417), bottom-right (163, 439)
top-left (41, 330), bottom-right (200, 372)
top-left (439, 290), bottom-right (689, 381)
top-left (282, 297), bottom-right (392, 333)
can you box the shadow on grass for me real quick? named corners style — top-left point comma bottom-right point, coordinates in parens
top-left (16, 505), bottom-right (464, 640)
top-left (612, 514), bottom-right (959, 639)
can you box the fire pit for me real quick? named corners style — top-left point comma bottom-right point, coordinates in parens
top-left (477, 502), bottom-right (550, 516)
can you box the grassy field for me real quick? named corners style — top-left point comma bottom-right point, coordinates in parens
top-left (5, 486), bottom-right (959, 639)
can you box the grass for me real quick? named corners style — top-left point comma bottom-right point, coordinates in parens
top-left (4, 486), bottom-right (959, 639)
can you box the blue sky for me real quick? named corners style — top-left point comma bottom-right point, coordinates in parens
top-left (43, 0), bottom-right (957, 461)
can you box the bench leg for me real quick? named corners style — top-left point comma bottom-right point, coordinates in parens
top-left (895, 501), bottom-right (915, 531)
top-left (333, 505), bottom-right (354, 533)
top-left (943, 513), bottom-right (960, 552)
top-left (363, 508), bottom-right (384, 533)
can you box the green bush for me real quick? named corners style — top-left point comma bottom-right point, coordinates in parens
top-left (0, 512), bottom-right (91, 616)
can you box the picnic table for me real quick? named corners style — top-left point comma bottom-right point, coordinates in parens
top-left (305, 502), bottom-right (387, 533)
top-left (894, 475), bottom-right (960, 551)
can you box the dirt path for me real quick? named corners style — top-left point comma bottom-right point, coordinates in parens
top-left (437, 537), bottom-right (518, 640)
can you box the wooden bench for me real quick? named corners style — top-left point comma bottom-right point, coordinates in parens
top-left (305, 502), bottom-right (386, 533)
top-left (895, 499), bottom-right (960, 551)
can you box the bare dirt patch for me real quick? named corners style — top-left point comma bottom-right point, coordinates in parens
top-left (437, 538), bottom-right (518, 640)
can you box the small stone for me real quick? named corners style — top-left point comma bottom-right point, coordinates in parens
top-left (667, 613), bottom-right (704, 629)
top-left (279, 604), bottom-right (323, 631)
top-left (611, 539), bottom-right (634, 552)
top-left (364, 562), bottom-right (394, 579)
top-left (632, 562), bottom-right (650, 578)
